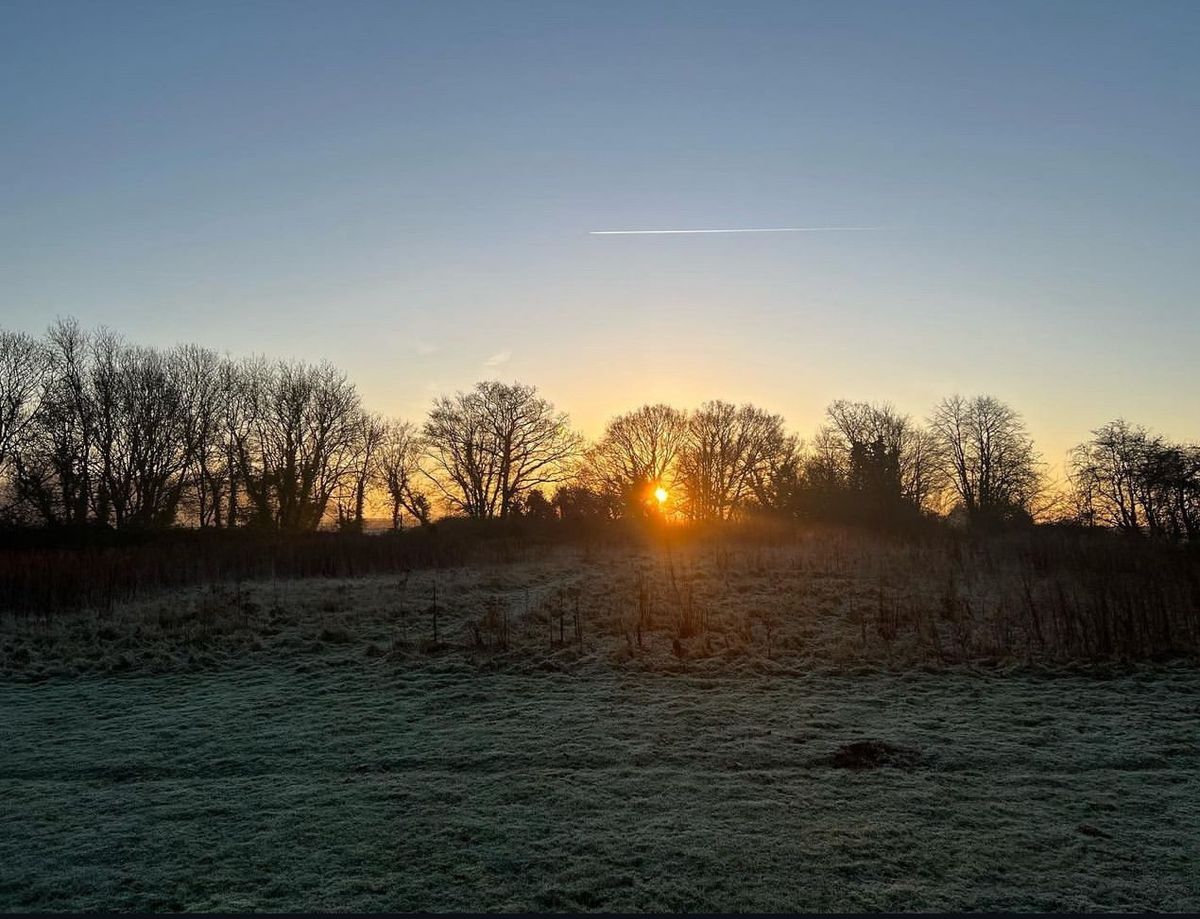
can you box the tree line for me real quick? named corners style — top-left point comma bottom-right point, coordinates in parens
top-left (1, 320), bottom-right (1196, 537)
top-left (1069, 420), bottom-right (1200, 540)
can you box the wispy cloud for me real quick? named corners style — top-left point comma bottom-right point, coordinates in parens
top-left (589, 226), bottom-right (881, 235)
top-left (482, 349), bottom-right (512, 368)
top-left (415, 341), bottom-right (438, 356)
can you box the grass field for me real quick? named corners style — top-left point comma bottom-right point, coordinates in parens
top-left (2, 537), bottom-right (1199, 911)
top-left (4, 664), bottom-right (1199, 912)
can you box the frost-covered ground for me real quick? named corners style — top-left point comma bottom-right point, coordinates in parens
top-left (6, 535), bottom-right (1195, 681)
top-left (3, 663), bottom-right (1199, 912)
top-left (2, 540), bottom-right (1198, 911)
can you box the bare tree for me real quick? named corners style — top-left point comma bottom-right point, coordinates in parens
top-left (423, 381), bottom-right (581, 518)
top-left (1071, 419), bottom-right (1200, 538)
top-left (173, 344), bottom-right (233, 527)
top-left (582, 403), bottom-right (688, 515)
top-left (376, 418), bottom-right (430, 528)
top-left (337, 411), bottom-right (386, 532)
top-left (215, 357), bottom-right (256, 528)
top-left (1140, 441), bottom-right (1200, 540)
top-left (929, 394), bottom-right (1042, 523)
top-left (677, 400), bottom-right (791, 520)
top-left (0, 331), bottom-right (48, 489)
top-left (423, 385), bottom-right (498, 518)
top-left (89, 339), bottom-right (191, 528)
top-left (824, 400), bottom-right (904, 505)
top-left (744, 429), bottom-right (803, 513)
top-left (11, 319), bottom-right (96, 526)
top-left (802, 426), bottom-right (851, 491)
top-left (238, 359), bottom-right (363, 531)
top-left (1070, 419), bottom-right (1147, 531)
top-left (822, 400), bottom-right (945, 513)
top-left (905, 425), bottom-right (948, 515)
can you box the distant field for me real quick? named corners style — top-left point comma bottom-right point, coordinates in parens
top-left (2, 537), bottom-right (1198, 911)
top-left (3, 532), bottom-right (1197, 680)
top-left (3, 664), bottom-right (1198, 912)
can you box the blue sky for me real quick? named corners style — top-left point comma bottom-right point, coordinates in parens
top-left (2, 0), bottom-right (1197, 470)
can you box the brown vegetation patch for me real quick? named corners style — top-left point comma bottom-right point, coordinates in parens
top-left (831, 739), bottom-right (923, 770)
top-left (1, 526), bottom-right (1197, 681)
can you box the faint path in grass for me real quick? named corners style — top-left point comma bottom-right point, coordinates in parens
top-left (2, 665), bottom-right (1199, 911)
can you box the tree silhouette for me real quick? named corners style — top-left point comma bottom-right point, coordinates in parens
top-left (376, 419), bottom-right (430, 528)
top-left (583, 403), bottom-right (688, 516)
top-left (422, 381), bottom-right (581, 519)
top-left (0, 330), bottom-right (48, 498)
top-left (677, 400), bottom-right (792, 521)
top-left (929, 395), bottom-right (1042, 524)
top-left (1071, 419), bottom-right (1199, 538)
top-left (3, 317), bottom-right (1195, 541)
top-left (237, 359), bottom-right (362, 531)
top-left (823, 400), bottom-right (944, 515)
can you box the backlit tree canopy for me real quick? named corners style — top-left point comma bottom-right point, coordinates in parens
top-left (3, 319), bottom-right (1195, 537)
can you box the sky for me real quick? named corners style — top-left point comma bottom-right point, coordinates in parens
top-left (2, 0), bottom-right (1198, 476)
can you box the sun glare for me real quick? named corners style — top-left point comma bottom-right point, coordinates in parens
top-left (654, 486), bottom-right (669, 505)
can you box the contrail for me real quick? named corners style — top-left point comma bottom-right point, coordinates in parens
top-left (589, 226), bottom-right (880, 235)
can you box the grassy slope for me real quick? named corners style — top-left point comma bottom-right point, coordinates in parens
top-left (6, 529), bottom-right (1198, 684)
top-left (3, 664), bottom-right (1198, 912)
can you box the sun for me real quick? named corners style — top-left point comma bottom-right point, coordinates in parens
top-left (654, 486), bottom-right (669, 505)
